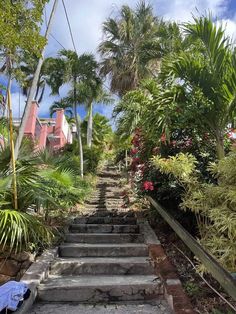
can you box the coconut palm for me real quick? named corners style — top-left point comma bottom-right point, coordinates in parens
top-left (98, 1), bottom-right (173, 96)
top-left (47, 49), bottom-right (98, 177)
top-left (81, 80), bottom-right (113, 148)
top-left (19, 54), bottom-right (63, 103)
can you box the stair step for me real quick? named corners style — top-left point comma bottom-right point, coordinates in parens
top-left (50, 257), bottom-right (153, 275)
top-left (89, 211), bottom-right (135, 217)
top-left (73, 217), bottom-right (137, 225)
top-left (59, 243), bottom-right (148, 257)
top-left (69, 224), bottom-right (139, 234)
top-left (38, 275), bottom-right (162, 302)
top-left (65, 233), bottom-right (144, 243)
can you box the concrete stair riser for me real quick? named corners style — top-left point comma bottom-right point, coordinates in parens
top-left (38, 275), bottom-right (163, 302)
top-left (65, 233), bottom-right (144, 244)
top-left (69, 224), bottom-right (139, 234)
top-left (73, 217), bottom-right (137, 225)
top-left (50, 257), bottom-right (153, 276)
top-left (88, 211), bottom-right (135, 217)
top-left (59, 244), bottom-right (148, 257)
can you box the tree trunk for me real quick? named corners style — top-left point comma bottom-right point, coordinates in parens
top-left (87, 101), bottom-right (93, 148)
top-left (215, 130), bottom-right (225, 160)
top-left (14, 0), bottom-right (58, 160)
top-left (125, 149), bottom-right (128, 168)
top-left (73, 81), bottom-right (84, 178)
top-left (74, 104), bottom-right (83, 178)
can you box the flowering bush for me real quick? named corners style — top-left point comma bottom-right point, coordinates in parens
top-left (142, 181), bottom-right (154, 191)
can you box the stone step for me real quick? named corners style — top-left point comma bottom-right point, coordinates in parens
top-left (59, 243), bottom-right (148, 257)
top-left (50, 257), bottom-right (153, 275)
top-left (38, 275), bottom-right (163, 302)
top-left (65, 233), bottom-right (144, 243)
top-left (69, 224), bottom-right (139, 234)
top-left (73, 217), bottom-right (137, 225)
top-left (87, 211), bottom-right (135, 217)
top-left (28, 300), bottom-right (172, 314)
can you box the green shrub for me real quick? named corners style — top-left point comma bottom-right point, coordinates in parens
top-left (152, 150), bottom-right (236, 272)
top-left (83, 146), bottom-right (103, 173)
top-left (0, 210), bottom-right (53, 253)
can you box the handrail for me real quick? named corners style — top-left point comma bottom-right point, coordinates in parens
top-left (147, 196), bottom-right (236, 301)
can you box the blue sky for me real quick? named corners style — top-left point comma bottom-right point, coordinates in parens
top-left (7, 0), bottom-right (236, 121)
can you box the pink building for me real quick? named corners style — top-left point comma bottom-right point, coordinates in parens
top-left (17, 101), bottom-right (72, 151)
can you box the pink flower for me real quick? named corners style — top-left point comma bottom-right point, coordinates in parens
top-left (142, 181), bottom-right (154, 191)
top-left (161, 133), bottom-right (166, 143)
top-left (132, 157), bottom-right (140, 164)
top-left (131, 148), bottom-right (138, 155)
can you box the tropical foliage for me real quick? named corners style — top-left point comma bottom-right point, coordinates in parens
top-left (152, 151), bottom-right (236, 272)
top-left (99, 2), bottom-right (173, 95)
top-left (111, 9), bottom-right (236, 274)
top-left (0, 139), bottom-right (96, 253)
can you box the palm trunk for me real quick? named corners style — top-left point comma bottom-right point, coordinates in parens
top-left (73, 82), bottom-right (84, 178)
top-left (14, 0), bottom-right (58, 160)
top-left (215, 130), bottom-right (225, 160)
top-left (125, 149), bottom-right (128, 168)
top-left (87, 101), bottom-right (93, 148)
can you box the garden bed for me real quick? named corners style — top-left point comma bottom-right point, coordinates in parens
top-left (149, 213), bottom-right (236, 314)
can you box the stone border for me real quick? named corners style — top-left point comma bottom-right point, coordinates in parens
top-left (16, 247), bottom-right (58, 314)
top-left (138, 218), bottom-right (196, 314)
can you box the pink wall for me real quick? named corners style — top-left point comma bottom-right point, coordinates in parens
top-left (24, 101), bottom-right (39, 138)
top-left (52, 109), bottom-right (67, 150)
top-left (38, 124), bottom-right (48, 150)
top-left (1, 103), bottom-right (73, 152)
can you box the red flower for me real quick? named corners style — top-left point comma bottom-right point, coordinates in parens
top-left (132, 157), bottom-right (140, 164)
top-left (142, 181), bottom-right (154, 191)
top-left (131, 148), bottom-right (138, 155)
top-left (161, 133), bottom-right (166, 143)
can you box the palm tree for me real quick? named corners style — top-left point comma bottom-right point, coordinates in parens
top-left (81, 113), bottom-right (112, 147)
top-left (98, 1), bottom-right (168, 96)
top-left (19, 54), bottom-right (61, 104)
top-left (82, 81), bottom-right (113, 148)
top-left (49, 99), bottom-right (73, 118)
top-left (47, 50), bottom-right (98, 177)
top-left (160, 16), bottom-right (236, 159)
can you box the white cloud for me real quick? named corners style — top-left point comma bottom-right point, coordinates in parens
top-left (217, 18), bottom-right (236, 42)
top-left (154, 0), bottom-right (229, 22)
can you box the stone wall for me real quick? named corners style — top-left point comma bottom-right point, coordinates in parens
top-left (0, 252), bottom-right (35, 284)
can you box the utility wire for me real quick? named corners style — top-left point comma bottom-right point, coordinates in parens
top-left (45, 6), bottom-right (66, 50)
top-left (62, 0), bottom-right (78, 54)
top-left (50, 33), bottom-right (66, 49)
top-left (61, 0), bottom-right (114, 96)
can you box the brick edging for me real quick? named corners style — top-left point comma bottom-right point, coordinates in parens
top-left (149, 244), bottom-right (196, 314)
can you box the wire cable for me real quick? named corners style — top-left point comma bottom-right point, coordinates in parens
top-left (45, 6), bottom-right (66, 50)
top-left (62, 0), bottom-right (78, 53)
top-left (50, 33), bottom-right (66, 49)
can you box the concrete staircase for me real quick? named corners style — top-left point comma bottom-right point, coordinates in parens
top-left (31, 167), bottom-right (171, 313)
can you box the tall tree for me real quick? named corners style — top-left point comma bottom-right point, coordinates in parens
top-left (160, 16), bottom-right (236, 159)
top-left (80, 80), bottom-right (113, 148)
top-left (14, 0), bottom-right (58, 160)
top-left (98, 1), bottom-right (167, 96)
top-left (47, 50), bottom-right (98, 177)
